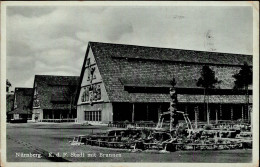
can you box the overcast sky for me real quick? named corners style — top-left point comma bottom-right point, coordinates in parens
top-left (6, 6), bottom-right (253, 90)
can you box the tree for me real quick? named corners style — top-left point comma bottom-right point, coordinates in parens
top-left (6, 79), bottom-right (12, 93)
top-left (197, 65), bottom-right (220, 124)
top-left (170, 76), bottom-right (177, 87)
top-left (232, 62), bottom-right (252, 121)
top-left (64, 80), bottom-right (78, 119)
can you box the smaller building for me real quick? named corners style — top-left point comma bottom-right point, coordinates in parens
top-left (32, 75), bottom-right (79, 122)
top-left (8, 88), bottom-right (33, 121)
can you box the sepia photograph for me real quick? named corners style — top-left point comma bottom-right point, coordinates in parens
top-left (1, 1), bottom-right (259, 166)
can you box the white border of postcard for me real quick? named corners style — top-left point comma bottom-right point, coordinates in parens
top-left (1, 1), bottom-right (259, 167)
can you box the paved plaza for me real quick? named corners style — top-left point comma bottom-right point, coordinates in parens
top-left (6, 123), bottom-right (252, 162)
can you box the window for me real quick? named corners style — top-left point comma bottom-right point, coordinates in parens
top-left (85, 111), bottom-right (88, 121)
top-left (90, 111), bottom-right (93, 121)
top-left (98, 111), bottom-right (101, 121)
top-left (84, 111), bottom-right (102, 122)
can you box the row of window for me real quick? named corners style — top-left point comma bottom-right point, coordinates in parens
top-left (84, 111), bottom-right (101, 121)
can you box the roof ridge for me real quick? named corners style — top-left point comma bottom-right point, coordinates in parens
top-left (15, 87), bottom-right (33, 89)
top-left (35, 74), bottom-right (79, 77)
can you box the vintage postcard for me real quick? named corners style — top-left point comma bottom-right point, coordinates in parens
top-left (1, 1), bottom-right (259, 167)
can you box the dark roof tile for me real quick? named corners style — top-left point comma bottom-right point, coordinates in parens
top-left (77, 42), bottom-right (252, 103)
top-left (34, 75), bottom-right (79, 110)
top-left (13, 87), bottom-right (33, 111)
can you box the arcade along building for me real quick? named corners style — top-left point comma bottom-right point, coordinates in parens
top-left (8, 88), bottom-right (33, 120)
top-left (32, 75), bottom-right (79, 122)
top-left (75, 42), bottom-right (252, 124)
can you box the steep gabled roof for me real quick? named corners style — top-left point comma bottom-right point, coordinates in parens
top-left (77, 42), bottom-right (252, 103)
top-left (34, 75), bottom-right (80, 110)
top-left (90, 42), bottom-right (252, 66)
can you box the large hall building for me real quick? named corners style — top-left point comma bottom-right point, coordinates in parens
top-left (75, 42), bottom-right (252, 124)
top-left (32, 75), bottom-right (79, 122)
